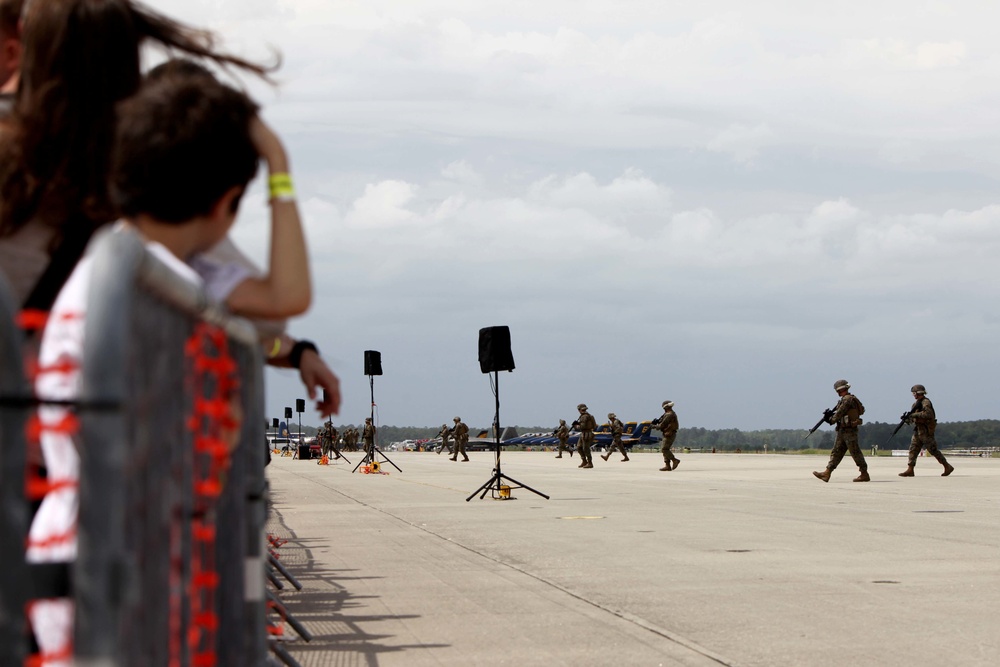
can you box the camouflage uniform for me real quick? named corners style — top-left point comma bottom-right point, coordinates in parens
top-left (450, 417), bottom-right (469, 461)
top-left (575, 404), bottom-right (596, 468)
top-left (362, 419), bottom-right (375, 454)
top-left (327, 426), bottom-right (340, 459)
top-left (437, 424), bottom-right (453, 455)
top-left (554, 420), bottom-right (572, 458)
top-left (602, 414), bottom-right (629, 461)
top-left (655, 402), bottom-right (680, 471)
top-left (814, 380), bottom-right (868, 482)
top-left (317, 425), bottom-right (330, 457)
top-left (900, 387), bottom-right (953, 477)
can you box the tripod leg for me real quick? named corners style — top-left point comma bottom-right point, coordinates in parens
top-left (499, 472), bottom-right (550, 500)
top-left (466, 473), bottom-right (500, 502)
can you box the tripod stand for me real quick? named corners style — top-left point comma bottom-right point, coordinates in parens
top-left (352, 374), bottom-right (401, 473)
top-left (467, 371), bottom-right (548, 501)
top-left (325, 415), bottom-right (350, 465)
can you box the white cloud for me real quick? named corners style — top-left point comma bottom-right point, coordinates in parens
top-left (707, 123), bottom-right (774, 163)
top-left (344, 181), bottom-right (420, 228)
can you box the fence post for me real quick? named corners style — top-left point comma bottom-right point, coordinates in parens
top-left (0, 275), bottom-right (30, 665)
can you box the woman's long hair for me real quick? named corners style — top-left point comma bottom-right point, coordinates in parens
top-left (0, 0), bottom-right (274, 240)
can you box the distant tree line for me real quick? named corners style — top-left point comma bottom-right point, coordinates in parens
top-left (676, 420), bottom-right (1000, 452)
top-left (289, 421), bottom-right (1000, 451)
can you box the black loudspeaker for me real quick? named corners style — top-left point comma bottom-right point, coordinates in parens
top-left (478, 326), bottom-right (515, 373)
top-left (364, 350), bottom-right (383, 376)
top-left (284, 407), bottom-right (292, 419)
top-left (296, 399), bottom-right (305, 413)
top-left (272, 418), bottom-right (279, 428)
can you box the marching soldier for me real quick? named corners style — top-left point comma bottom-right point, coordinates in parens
top-left (574, 404), bottom-right (596, 469)
top-left (450, 416), bottom-right (470, 461)
top-left (601, 413), bottom-right (629, 462)
top-left (327, 424), bottom-right (340, 459)
top-left (899, 385), bottom-right (954, 477)
top-left (813, 379), bottom-right (869, 483)
top-left (554, 419), bottom-right (572, 458)
top-left (437, 423), bottom-right (453, 455)
top-left (654, 400), bottom-right (680, 471)
top-left (362, 417), bottom-right (376, 455)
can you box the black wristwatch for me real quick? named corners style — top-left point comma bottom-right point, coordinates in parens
top-left (289, 340), bottom-right (318, 369)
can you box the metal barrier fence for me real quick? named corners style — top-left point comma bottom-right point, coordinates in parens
top-left (0, 269), bottom-right (31, 666)
top-left (1, 227), bottom-right (268, 666)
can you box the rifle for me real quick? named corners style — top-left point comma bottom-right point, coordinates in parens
top-left (804, 408), bottom-right (835, 439)
top-left (885, 410), bottom-right (915, 445)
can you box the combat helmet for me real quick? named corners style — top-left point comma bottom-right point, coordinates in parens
top-left (454, 416), bottom-right (461, 422)
top-left (662, 400), bottom-right (674, 408)
top-left (833, 379), bottom-right (850, 393)
top-left (577, 403), bottom-right (588, 411)
top-left (608, 412), bottom-right (616, 420)
top-left (911, 384), bottom-right (927, 395)
top-left (559, 419), bottom-right (566, 425)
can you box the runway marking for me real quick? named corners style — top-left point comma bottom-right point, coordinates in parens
top-left (558, 516), bottom-right (605, 520)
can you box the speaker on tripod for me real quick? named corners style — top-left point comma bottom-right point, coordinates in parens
top-left (364, 350), bottom-right (383, 376)
top-left (479, 326), bottom-right (515, 373)
top-left (467, 326), bottom-right (548, 501)
top-left (353, 350), bottom-right (400, 473)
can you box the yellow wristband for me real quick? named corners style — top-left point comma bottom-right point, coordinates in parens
top-left (268, 173), bottom-right (296, 202)
top-left (268, 337), bottom-right (282, 358)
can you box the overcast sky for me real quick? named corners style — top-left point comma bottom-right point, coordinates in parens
top-left (150, 0), bottom-right (1000, 431)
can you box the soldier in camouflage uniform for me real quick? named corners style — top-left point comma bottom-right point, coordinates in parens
top-left (436, 423), bottom-right (453, 455)
top-left (362, 418), bottom-right (376, 455)
top-left (813, 380), bottom-right (869, 483)
top-left (450, 417), bottom-right (470, 461)
top-left (574, 404), bottom-right (596, 469)
top-left (317, 424), bottom-right (330, 458)
top-left (601, 413), bottom-right (630, 462)
top-left (327, 425), bottom-right (340, 459)
top-left (899, 385), bottom-right (954, 478)
top-left (654, 400), bottom-right (680, 471)
top-left (554, 419), bottom-right (572, 458)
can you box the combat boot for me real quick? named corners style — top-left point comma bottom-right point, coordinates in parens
top-left (671, 459), bottom-right (680, 470)
top-left (659, 465), bottom-right (671, 471)
top-left (898, 466), bottom-right (915, 477)
top-left (812, 469), bottom-right (831, 483)
top-left (621, 455), bottom-right (629, 462)
top-left (462, 456), bottom-right (470, 462)
top-left (578, 460), bottom-right (586, 468)
top-left (555, 453), bottom-right (563, 459)
top-left (942, 462), bottom-right (954, 477)
top-left (853, 470), bottom-right (870, 482)
top-left (601, 453), bottom-right (610, 461)
top-left (449, 456), bottom-right (457, 461)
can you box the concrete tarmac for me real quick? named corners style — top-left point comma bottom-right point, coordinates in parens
top-left (265, 451), bottom-right (1000, 667)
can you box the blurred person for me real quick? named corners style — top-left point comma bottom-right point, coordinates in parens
top-left (27, 67), bottom-right (301, 666)
top-left (0, 0), bottom-right (339, 415)
top-left (0, 0), bottom-right (270, 309)
top-left (0, 0), bottom-right (22, 109)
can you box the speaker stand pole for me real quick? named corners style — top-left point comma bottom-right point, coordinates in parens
top-left (353, 374), bottom-right (401, 473)
top-left (467, 371), bottom-right (548, 501)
